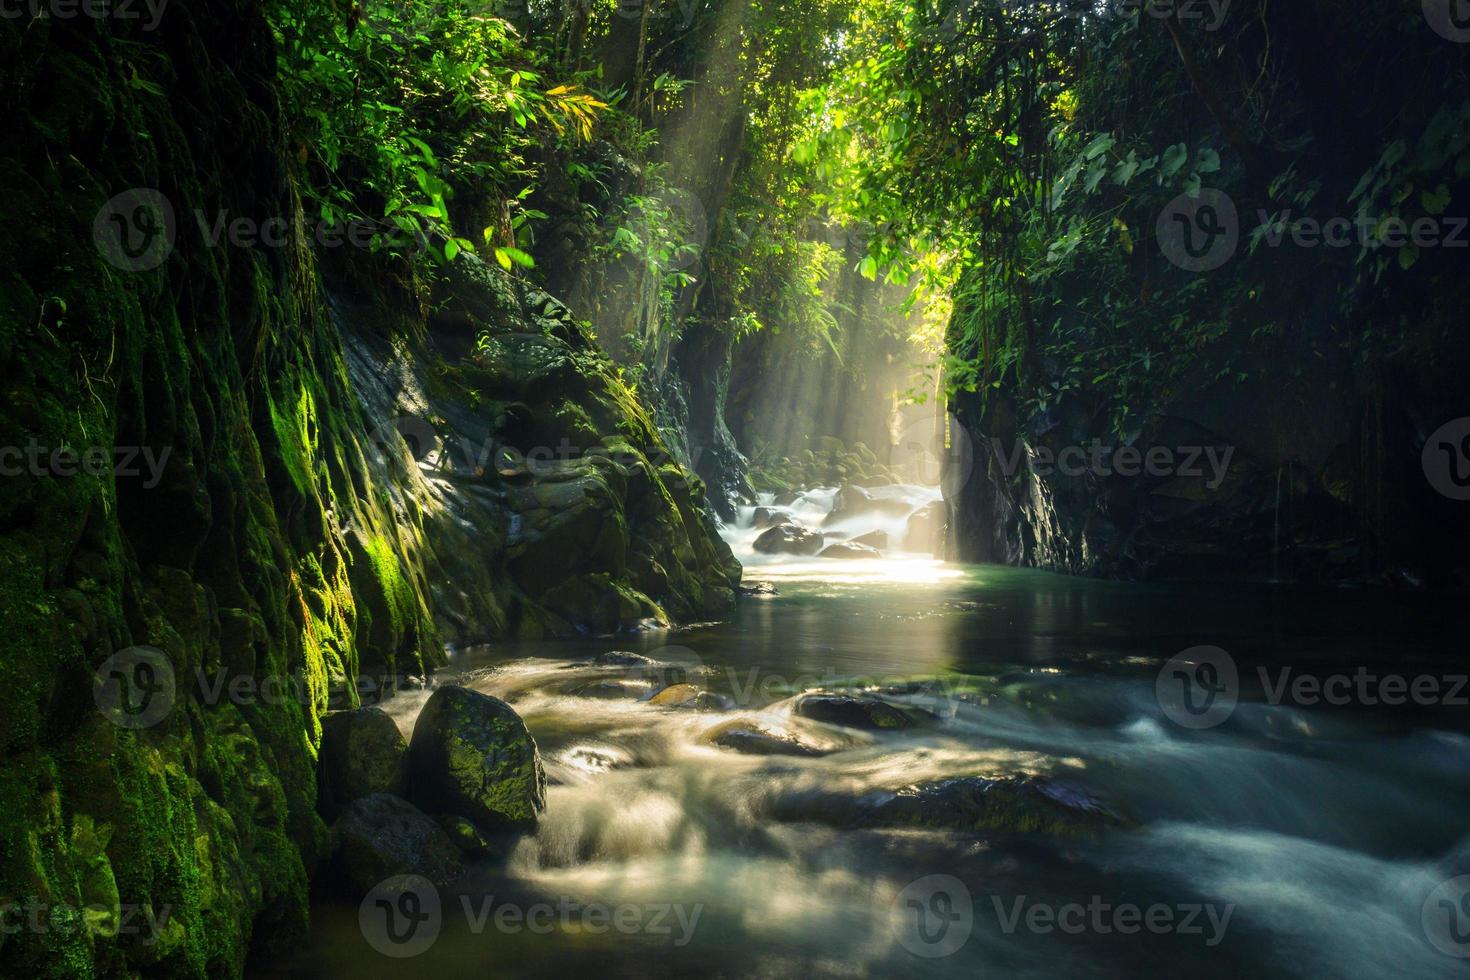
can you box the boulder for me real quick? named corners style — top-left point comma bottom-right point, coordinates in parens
top-left (904, 500), bottom-right (946, 552)
top-left (851, 530), bottom-right (889, 549)
top-left (319, 706), bottom-right (409, 814)
top-left (752, 506), bottom-right (782, 528)
top-left (753, 522), bottom-right (825, 556)
top-left (824, 485), bottom-right (912, 525)
top-left (334, 794), bottom-right (465, 893)
top-left (793, 693), bottom-right (911, 730)
top-left (408, 686), bottom-right (547, 830)
top-left (819, 542), bottom-right (881, 560)
top-left (773, 491), bottom-right (802, 506)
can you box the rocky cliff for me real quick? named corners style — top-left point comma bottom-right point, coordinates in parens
top-left (0, 4), bottom-right (737, 976)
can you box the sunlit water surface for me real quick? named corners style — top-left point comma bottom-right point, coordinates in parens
top-left (274, 487), bottom-right (1470, 979)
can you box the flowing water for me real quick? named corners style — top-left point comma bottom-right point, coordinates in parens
top-left (278, 487), bottom-right (1470, 979)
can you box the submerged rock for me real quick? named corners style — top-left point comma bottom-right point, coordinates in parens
top-left (705, 721), bottom-right (829, 757)
top-left (319, 705), bottom-right (409, 814)
top-left (819, 541), bottom-right (882, 560)
top-left (591, 650), bottom-right (658, 668)
top-left (647, 683), bottom-right (730, 710)
top-left (754, 522), bottom-right (825, 556)
top-left (738, 581), bottom-right (780, 597)
top-left (794, 693), bottom-right (912, 730)
top-left (334, 793), bottom-right (465, 893)
top-left (770, 776), bottom-right (1117, 837)
top-left (408, 686), bottom-right (547, 830)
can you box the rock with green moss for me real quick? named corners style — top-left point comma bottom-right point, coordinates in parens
top-left (319, 707), bottom-right (409, 815)
top-left (408, 686), bottom-right (546, 831)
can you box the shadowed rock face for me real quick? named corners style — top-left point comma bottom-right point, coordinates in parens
top-left (409, 686), bottom-right (547, 831)
top-left (333, 794), bottom-right (465, 893)
top-left (319, 706), bottom-right (409, 815)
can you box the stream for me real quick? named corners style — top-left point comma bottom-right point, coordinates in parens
top-left (277, 487), bottom-right (1470, 978)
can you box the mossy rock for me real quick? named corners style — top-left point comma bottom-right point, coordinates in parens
top-left (318, 706), bottom-right (409, 816)
top-left (408, 686), bottom-right (546, 831)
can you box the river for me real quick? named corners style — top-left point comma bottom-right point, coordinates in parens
top-left (276, 487), bottom-right (1470, 978)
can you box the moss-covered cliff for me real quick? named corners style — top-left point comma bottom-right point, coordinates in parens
top-left (0, 4), bottom-right (737, 976)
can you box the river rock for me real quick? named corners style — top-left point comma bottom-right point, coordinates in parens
top-left (408, 685), bottom-right (547, 830)
top-left (705, 721), bottom-right (828, 757)
top-left (819, 541), bottom-right (881, 559)
top-left (647, 683), bottom-right (730, 710)
top-left (904, 500), bottom-right (946, 552)
top-left (851, 530), bottom-right (889, 549)
top-left (752, 506), bottom-right (782, 528)
top-left (793, 693), bottom-right (911, 730)
top-left (319, 706), bottom-right (409, 813)
top-left (334, 793), bottom-right (465, 893)
top-left (769, 776), bottom-right (1117, 837)
top-left (754, 522), bottom-right (825, 556)
top-left (824, 485), bottom-right (912, 525)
